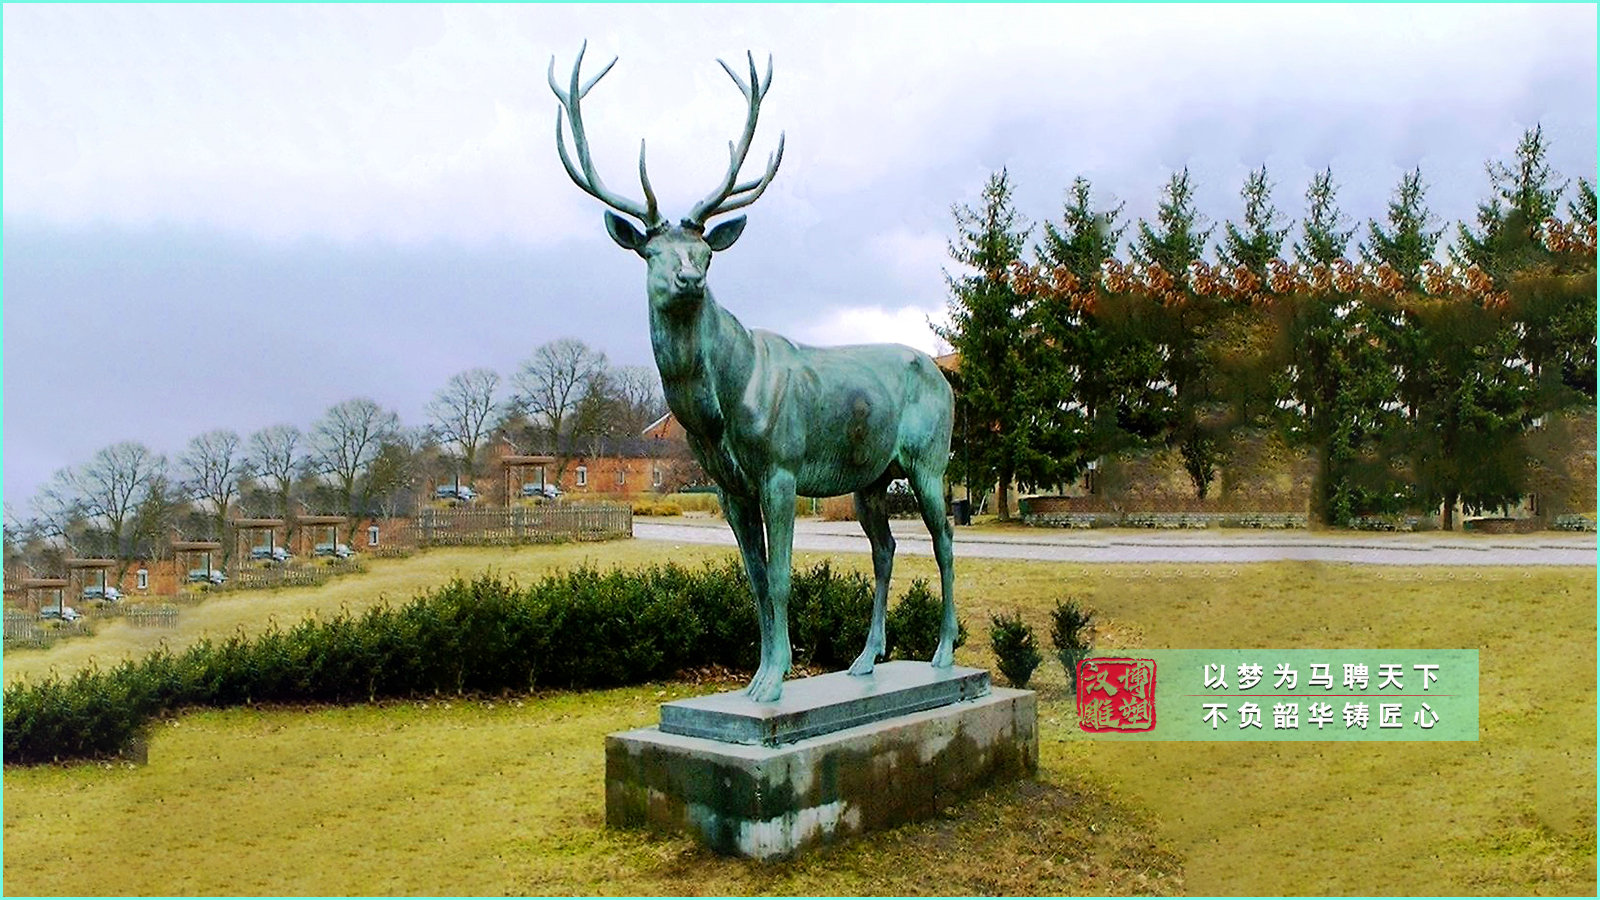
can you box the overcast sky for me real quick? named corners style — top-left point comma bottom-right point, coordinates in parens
top-left (4, 4), bottom-right (1596, 511)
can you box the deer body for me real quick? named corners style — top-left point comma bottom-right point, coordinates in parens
top-left (552, 45), bottom-right (958, 701)
top-left (652, 294), bottom-right (951, 498)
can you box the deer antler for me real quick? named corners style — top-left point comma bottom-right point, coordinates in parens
top-left (549, 41), bottom-right (663, 228)
top-left (685, 51), bottom-right (786, 227)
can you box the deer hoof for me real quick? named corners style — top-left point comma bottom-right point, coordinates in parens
top-left (848, 650), bottom-right (878, 676)
top-left (745, 668), bottom-right (783, 703)
top-left (930, 641), bottom-right (955, 668)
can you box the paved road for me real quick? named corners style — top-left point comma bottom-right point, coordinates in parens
top-left (634, 517), bottom-right (1598, 566)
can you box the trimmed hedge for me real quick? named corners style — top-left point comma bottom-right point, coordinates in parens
top-left (4, 559), bottom-right (967, 765)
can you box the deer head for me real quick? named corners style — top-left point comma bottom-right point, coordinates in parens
top-left (550, 42), bottom-right (785, 313)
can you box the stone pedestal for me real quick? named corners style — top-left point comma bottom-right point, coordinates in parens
top-left (605, 662), bottom-right (1037, 859)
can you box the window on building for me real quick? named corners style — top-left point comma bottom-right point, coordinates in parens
top-left (576, 466), bottom-right (587, 487)
top-left (617, 467), bottom-right (626, 486)
top-left (652, 467), bottom-right (662, 487)
top-left (368, 524), bottom-right (380, 547)
top-left (136, 569), bottom-right (149, 591)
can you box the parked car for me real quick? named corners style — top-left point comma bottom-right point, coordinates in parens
top-left (521, 482), bottom-right (562, 500)
top-left (251, 546), bottom-right (291, 563)
top-left (82, 585), bottom-right (122, 602)
top-left (313, 542), bottom-right (354, 559)
top-left (39, 605), bottom-right (82, 622)
top-left (435, 484), bottom-right (479, 502)
top-left (188, 568), bottom-right (227, 585)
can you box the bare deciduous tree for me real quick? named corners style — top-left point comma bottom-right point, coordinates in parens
top-left (360, 427), bottom-right (429, 523)
top-left (179, 429), bottom-right (250, 542)
top-left (612, 364), bottom-right (667, 436)
top-left (308, 398), bottom-right (401, 519)
top-left (512, 338), bottom-right (607, 454)
top-left (43, 442), bottom-right (167, 564)
top-left (246, 424), bottom-right (302, 517)
top-left (427, 368), bottom-right (501, 487)
top-left (127, 473), bottom-right (182, 566)
top-left (30, 469), bottom-right (82, 549)
top-left (569, 369), bottom-right (623, 458)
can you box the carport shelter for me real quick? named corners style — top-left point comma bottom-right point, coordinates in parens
top-left (297, 515), bottom-right (349, 555)
top-left (172, 540), bottom-right (224, 588)
top-left (64, 558), bottom-right (117, 602)
top-left (19, 577), bottom-right (68, 616)
top-left (231, 518), bottom-right (285, 564)
top-left (503, 455), bottom-right (557, 503)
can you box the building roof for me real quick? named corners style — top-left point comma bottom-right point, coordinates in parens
top-left (171, 541), bottom-right (223, 551)
top-left (502, 455), bottom-right (558, 466)
top-left (20, 578), bottom-right (68, 588)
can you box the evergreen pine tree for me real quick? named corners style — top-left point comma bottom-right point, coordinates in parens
top-left (1569, 177), bottom-right (1596, 230)
top-left (939, 170), bottom-right (1033, 520)
top-left (1359, 168), bottom-right (1442, 292)
top-left (1030, 177), bottom-right (1139, 491)
top-left (1131, 168), bottom-right (1213, 274)
top-left (1131, 169), bottom-right (1223, 498)
top-left (1038, 176), bottom-right (1127, 282)
top-left (1216, 166), bottom-right (1291, 279)
top-left (1451, 124), bottom-right (1567, 281)
top-left (1293, 168), bottom-right (1356, 268)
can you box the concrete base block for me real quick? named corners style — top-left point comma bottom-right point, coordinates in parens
top-left (606, 688), bottom-right (1037, 859)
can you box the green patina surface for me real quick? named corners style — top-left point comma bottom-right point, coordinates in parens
top-left (551, 44), bottom-right (960, 702)
top-left (658, 662), bottom-right (991, 745)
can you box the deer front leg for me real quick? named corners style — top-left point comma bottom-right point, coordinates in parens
top-left (747, 469), bottom-right (797, 702)
top-left (721, 492), bottom-right (774, 697)
top-left (849, 485), bottom-right (894, 676)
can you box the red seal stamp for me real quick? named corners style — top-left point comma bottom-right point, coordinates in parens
top-left (1077, 658), bottom-right (1157, 732)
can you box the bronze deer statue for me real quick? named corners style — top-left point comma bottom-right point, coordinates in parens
top-left (550, 44), bottom-right (958, 702)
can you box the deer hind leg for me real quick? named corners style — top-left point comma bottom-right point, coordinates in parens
top-left (721, 491), bottom-right (774, 697)
top-left (849, 482), bottom-right (895, 675)
top-left (908, 464), bottom-right (958, 668)
top-left (747, 470), bottom-right (797, 702)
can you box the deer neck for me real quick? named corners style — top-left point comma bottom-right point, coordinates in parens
top-left (648, 289), bottom-right (753, 440)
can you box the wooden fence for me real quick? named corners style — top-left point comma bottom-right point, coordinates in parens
top-left (4, 610), bottom-right (39, 643)
top-left (4, 610), bottom-right (93, 647)
top-left (124, 605), bottom-right (180, 628)
top-left (412, 504), bottom-right (632, 547)
top-left (229, 558), bottom-right (367, 592)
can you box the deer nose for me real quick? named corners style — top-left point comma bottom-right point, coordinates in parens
top-left (674, 271), bottom-right (705, 291)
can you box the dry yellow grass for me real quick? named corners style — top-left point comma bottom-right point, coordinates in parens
top-left (4, 539), bottom-right (1595, 895)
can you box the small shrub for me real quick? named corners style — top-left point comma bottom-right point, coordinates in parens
top-left (1049, 597), bottom-right (1096, 689)
top-left (664, 492), bottom-right (722, 515)
top-left (789, 561), bottom-right (873, 669)
top-left (989, 612), bottom-right (1042, 688)
top-left (885, 578), bottom-right (967, 661)
top-left (884, 479), bottom-right (920, 518)
top-left (630, 500), bottom-right (683, 516)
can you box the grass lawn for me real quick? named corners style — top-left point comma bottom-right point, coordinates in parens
top-left (4, 539), bottom-right (1595, 895)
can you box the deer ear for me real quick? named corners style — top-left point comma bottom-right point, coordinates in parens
top-left (704, 216), bottom-right (747, 251)
top-left (605, 212), bottom-right (649, 255)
